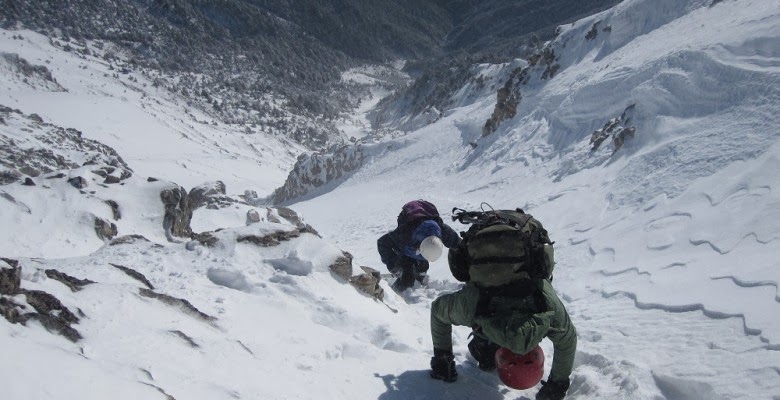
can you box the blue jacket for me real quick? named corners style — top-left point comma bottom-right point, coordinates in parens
top-left (377, 218), bottom-right (461, 272)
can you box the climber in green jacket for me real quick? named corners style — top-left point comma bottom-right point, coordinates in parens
top-left (429, 279), bottom-right (577, 400)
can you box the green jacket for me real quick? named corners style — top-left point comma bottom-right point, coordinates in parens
top-left (430, 279), bottom-right (577, 382)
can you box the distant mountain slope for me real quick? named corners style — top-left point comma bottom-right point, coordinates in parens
top-left (2, 0), bottom-right (624, 150)
top-left (438, 0), bottom-right (621, 56)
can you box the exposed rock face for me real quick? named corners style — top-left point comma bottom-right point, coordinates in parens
top-left (276, 207), bottom-right (320, 236)
top-left (110, 234), bottom-right (151, 246)
top-left (271, 144), bottom-right (364, 204)
top-left (325, 254), bottom-right (385, 301)
top-left (190, 232), bottom-right (220, 247)
top-left (67, 176), bottom-right (88, 189)
top-left (1, 53), bottom-right (64, 91)
top-left (0, 106), bottom-right (132, 186)
top-left (348, 266), bottom-right (384, 301)
top-left (590, 104), bottom-right (637, 153)
top-left (44, 269), bottom-right (95, 292)
top-left (160, 185), bottom-right (193, 240)
top-left (188, 181), bottom-right (234, 210)
top-left (246, 209), bottom-right (261, 225)
top-left (1, 259), bottom-right (84, 342)
top-left (236, 230), bottom-right (305, 247)
top-left (139, 288), bottom-right (216, 324)
top-left (482, 68), bottom-right (526, 137)
top-left (94, 216), bottom-right (118, 241)
top-left (109, 263), bottom-right (154, 290)
top-left (328, 252), bottom-right (354, 282)
top-left (0, 259), bottom-right (21, 295)
top-left (482, 41), bottom-right (562, 137)
top-left (104, 200), bottom-right (121, 220)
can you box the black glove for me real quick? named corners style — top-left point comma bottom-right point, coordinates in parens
top-left (429, 348), bottom-right (458, 382)
top-left (536, 379), bottom-right (570, 400)
top-left (467, 333), bottom-right (500, 371)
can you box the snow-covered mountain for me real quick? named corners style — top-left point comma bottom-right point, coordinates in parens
top-left (2, 0), bottom-right (779, 399)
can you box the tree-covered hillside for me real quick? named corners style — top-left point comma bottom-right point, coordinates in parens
top-left (1, 0), bottom-right (621, 148)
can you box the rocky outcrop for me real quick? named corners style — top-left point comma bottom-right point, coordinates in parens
top-left (482, 39), bottom-right (563, 137)
top-left (44, 269), bottom-right (95, 292)
top-left (139, 288), bottom-right (216, 324)
top-left (236, 229), bottom-right (310, 247)
top-left (104, 200), bottom-right (121, 220)
top-left (1, 53), bottom-right (64, 91)
top-left (110, 234), bottom-right (152, 246)
top-left (349, 266), bottom-right (384, 301)
top-left (276, 207), bottom-right (320, 236)
top-left (482, 68), bottom-right (527, 137)
top-left (0, 106), bottom-right (132, 186)
top-left (188, 181), bottom-right (235, 210)
top-left (1, 259), bottom-right (84, 342)
top-left (328, 252), bottom-right (354, 282)
top-left (270, 144), bottom-right (364, 204)
top-left (590, 104), bottom-right (637, 154)
top-left (109, 263), bottom-right (154, 290)
top-left (94, 216), bottom-right (118, 241)
top-left (160, 185), bottom-right (193, 240)
top-left (0, 258), bottom-right (21, 295)
top-left (246, 209), bottom-right (261, 225)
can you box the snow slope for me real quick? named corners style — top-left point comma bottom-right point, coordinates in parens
top-left (1, 0), bottom-right (779, 399)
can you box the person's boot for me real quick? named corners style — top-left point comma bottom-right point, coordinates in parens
top-left (467, 334), bottom-right (500, 371)
top-left (430, 348), bottom-right (458, 382)
top-left (391, 271), bottom-right (415, 293)
top-left (415, 272), bottom-right (428, 286)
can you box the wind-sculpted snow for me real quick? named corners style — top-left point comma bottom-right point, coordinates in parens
top-left (289, 1), bottom-right (780, 398)
top-left (3, 0), bottom-right (780, 399)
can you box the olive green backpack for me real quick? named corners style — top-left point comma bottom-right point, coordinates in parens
top-left (451, 207), bottom-right (555, 287)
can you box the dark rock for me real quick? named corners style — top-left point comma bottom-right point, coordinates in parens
top-left (46, 172), bottom-right (66, 179)
top-left (188, 181), bottom-right (226, 208)
top-left (139, 288), bottom-right (216, 324)
top-left (21, 177), bottom-right (36, 186)
top-left (0, 262), bottom-right (21, 295)
top-left (0, 169), bottom-right (23, 185)
top-left (277, 207), bottom-right (302, 225)
top-left (349, 266), bottom-right (384, 301)
top-left (170, 330), bottom-right (199, 348)
top-left (188, 181), bottom-right (234, 210)
top-left (147, 177), bottom-right (159, 182)
top-left (243, 189), bottom-right (259, 205)
top-left (31, 312), bottom-right (83, 342)
top-left (246, 209), bottom-right (261, 225)
top-left (18, 166), bottom-right (41, 177)
top-left (45, 269), bottom-right (95, 292)
top-left (237, 229), bottom-right (302, 247)
top-left (191, 232), bottom-right (219, 247)
top-left (104, 200), bottom-right (121, 220)
top-left (22, 289), bottom-right (79, 323)
top-left (328, 252), bottom-right (353, 282)
top-left (67, 176), bottom-right (88, 189)
top-left (94, 217), bottom-right (118, 240)
top-left (160, 185), bottom-right (193, 240)
top-left (104, 175), bottom-right (121, 184)
top-left (270, 145), bottom-right (364, 204)
top-left (482, 67), bottom-right (526, 136)
top-left (110, 234), bottom-right (150, 246)
top-left (266, 209), bottom-right (282, 223)
top-left (109, 263), bottom-right (154, 289)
